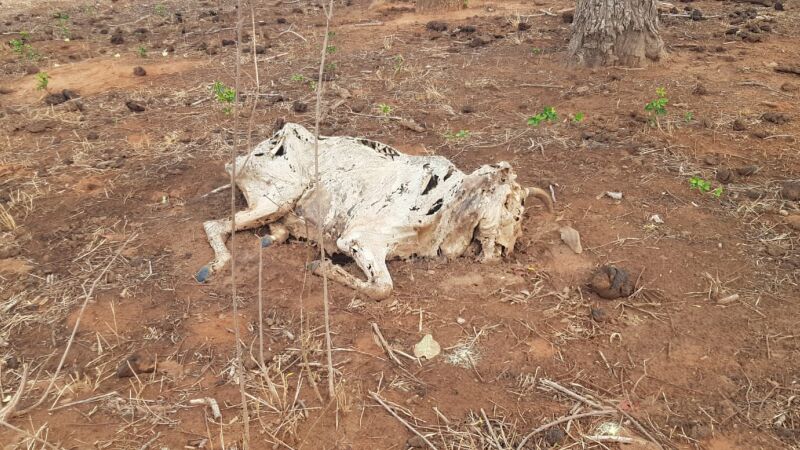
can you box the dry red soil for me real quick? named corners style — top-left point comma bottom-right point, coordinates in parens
top-left (1, 0), bottom-right (799, 449)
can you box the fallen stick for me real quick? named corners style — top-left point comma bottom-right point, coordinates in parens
top-left (539, 379), bottom-right (604, 409)
top-left (370, 391), bottom-right (438, 450)
top-left (515, 410), bottom-right (616, 450)
top-left (371, 323), bottom-right (404, 366)
top-left (189, 397), bottom-right (222, 420)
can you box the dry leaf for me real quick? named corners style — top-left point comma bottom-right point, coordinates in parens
top-left (413, 334), bottom-right (441, 360)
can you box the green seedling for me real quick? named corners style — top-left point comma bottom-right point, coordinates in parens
top-left (684, 111), bottom-right (694, 122)
top-left (527, 106), bottom-right (557, 127)
top-left (19, 31), bottom-right (30, 41)
top-left (645, 87), bottom-right (668, 116)
top-left (378, 103), bottom-right (392, 116)
top-left (690, 176), bottom-right (723, 198)
top-left (290, 74), bottom-right (307, 82)
top-left (531, 47), bottom-right (542, 55)
top-left (571, 112), bottom-right (585, 123)
top-left (393, 55), bottom-right (404, 72)
top-left (325, 45), bottom-right (337, 54)
top-left (325, 62), bottom-right (337, 72)
top-left (9, 34), bottom-right (39, 60)
top-left (9, 39), bottom-right (24, 53)
top-left (211, 81), bottom-right (236, 114)
top-left (137, 45), bottom-right (148, 58)
top-left (55, 12), bottom-right (70, 39)
top-left (35, 71), bottom-right (50, 91)
top-left (445, 130), bottom-right (470, 140)
top-left (308, 80), bottom-right (317, 91)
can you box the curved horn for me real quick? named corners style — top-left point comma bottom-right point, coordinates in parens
top-left (525, 187), bottom-right (553, 213)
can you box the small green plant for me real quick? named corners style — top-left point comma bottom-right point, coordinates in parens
top-left (35, 71), bottom-right (50, 91)
top-left (9, 34), bottom-right (38, 60)
top-left (9, 39), bottom-right (24, 53)
top-left (571, 112), bottom-right (585, 123)
top-left (137, 45), bottom-right (148, 58)
top-left (393, 55), bottom-right (404, 72)
top-left (684, 111), bottom-right (694, 123)
top-left (290, 74), bottom-right (307, 82)
top-left (19, 31), bottom-right (30, 41)
top-left (689, 176), bottom-right (711, 192)
top-left (325, 45), bottom-right (337, 55)
top-left (54, 12), bottom-right (71, 39)
top-left (527, 106), bottom-right (557, 127)
top-left (378, 103), bottom-right (392, 116)
top-left (531, 47), bottom-right (542, 55)
top-left (445, 130), bottom-right (471, 140)
top-left (211, 81), bottom-right (236, 114)
top-left (712, 187), bottom-right (723, 198)
top-left (325, 62), bottom-right (337, 72)
top-left (155, 3), bottom-right (168, 16)
top-left (645, 88), bottom-right (668, 116)
top-left (308, 80), bottom-right (317, 91)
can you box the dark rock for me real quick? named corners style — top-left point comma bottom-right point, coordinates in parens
top-left (406, 435), bottom-right (426, 448)
top-left (221, 39), bottom-right (236, 46)
top-left (24, 65), bottom-right (39, 75)
top-left (591, 307), bottom-right (611, 322)
top-left (780, 182), bottom-right (800, 201)
top-left (703, 155), bottom-right (719, 166)
top-left (716, 168), bottom-right (735, 184)
top-left (44, 92), bottom-right (68, 105)
top-left (774, 0), bottom-right (783, 10)
top-left (4, 356), bottom-right (19, 369)
top-left (459, 25), bottom-right (477, 33)
top-left (255, 45), bottom-right (266, 54)
top-left (110, 30), bottom-right (124, 44)
top-left (133, 66), bottom-right (146, 76)
top-left (544, 428), bottom-right (565, 446)
top-left (467, 36), bottom-right (490, 48)
top-left (761, 112), bottom-right (790, 124)
top-left (292, 101), bottom-right (308, 113)
top-left (781, 82), bottom-right (799, 93)
top-left (562, 11), bottom-right (574, 23)
top-left (125, 100), bottom-right (146, 112)
top-left (589, 265), bottom-right (634, 299)
top-left (276, 17), bottom-right (287, 24)
top-left (116, 353), bottom-right (155, 378)
top-left (736, 165), bottom-right (759, 176)
top-left (426, 21), bottom-right (447, 32)
top-left (732, 119), bottom-right (747, 131)
top-left (690, 9), bottom-right (704, 20)
top-left (87, 131), bottom-right (99, 140)
top-left (518, 22), bottom-right (531, 31)
top-left (26, 121), bottom-right (53, 133)
top-left (461, 105), bottom-right (475, 114)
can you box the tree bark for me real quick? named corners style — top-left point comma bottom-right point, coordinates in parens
top-left (568, 0), bottom-right (664, 67)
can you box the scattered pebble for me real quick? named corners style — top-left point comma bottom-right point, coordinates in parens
top-left (456, 317), bottom-right (466, 325)
top-left (426, 20), bottom-right (447, 32)
top-left (716, 168), bottom-right (735, 184)
top-left (591, 307), bottom-right (611, 323)
top-left (116, 352), bottom-right (155, 378)
top-left (786, 215), bottom-right (800, 231)
top-left (292, 101), bottom-right (308, 113)
top-left (732, 119), bottom-right (747, 131)
top-left (736, 165), bottom-right (759, 176)
top-left (761, 112), bottom-right (790, 124)
top-left (133, 66), bottom-right (146, 76)
top-left (780, 182), bottom-right (800, 201)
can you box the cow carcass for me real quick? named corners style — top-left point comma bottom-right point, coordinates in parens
top-left (197, 122), bottom-right (552, 299)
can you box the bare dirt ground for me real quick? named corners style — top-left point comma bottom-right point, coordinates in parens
top-left (1, 0), bottom-right (799, 448)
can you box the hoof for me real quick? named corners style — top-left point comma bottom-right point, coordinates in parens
top-left (195, 266), bottom-right (211, 283)
top-left (260, 235), bottom-right (274, 248)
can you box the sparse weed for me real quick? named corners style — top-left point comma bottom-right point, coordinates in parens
top-left (444, 130), bottom-right (470, 140)
top-left (35, 71), bottom-right (50, 91)
top-left (527, 106), bottom-right (557, 127)
top-left (137, 45), bottom-right (148, 58)
top-left (10, 34), bottom-right (39, 60)
top-left (325, 62), bottom-right (337, 72)
top-left (290, 74), bottom-right (307, 83)
top-left (155, 3), bottom-right (168, 16)
top-left (378, 103), bottom-right (392, 116)
top-left (325, 45), bottom-right (337, 55)
top-left (684, 111), bottom-right (694, 122)
top-left (571, 112), bottom-right (585, 123)
top-left (211, 80), bottom-right (236, 114)
top-left (54, 12), bottom-right (71, 39)
top-left (531, 47), bottom-right (542, 55)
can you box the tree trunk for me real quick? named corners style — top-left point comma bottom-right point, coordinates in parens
top-left (417, 0), bottom-right (464, 11)
top-left (568, 0), bottom-right (664, 67)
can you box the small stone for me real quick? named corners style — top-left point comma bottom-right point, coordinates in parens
top-left (732, 119), bottom-right (747, 131)
top-left (736, 165), bottom-right (758, 176)
top-left (781, 82), bottom-right (798, 93)
top-left (456, 317), bottom-right (466, 325)
top-left (292, 101), bottom-right (308, 113)
top-left (467, 36), bottom-right (490, 48)
top-left (716, 168), bottom-right (735, 184)
top-left (406, 435), bottom-right (426, 448)
top-left (591, 307), bottom-right (611, 322)
top-left (461, 105), bottom-right (474, 114)
top-left (44, 92), bottom-right (68, 105)
top-left (426, 21), bottom-right (447, 32)
top-left (221, 38), bottom-right (236, 46)
top-left (703, 155), bottom-right (719, 166)
top-left (133, 66), bottom-right (147, 76)
top-left (87, 131), bottom-right (99, 140)
top-left (765, 244), bottom-right (787, 256)
top-left (774, 0), bottom-right (784, 10)
top-left (4, 355), bottom-right (19, 369)
top-left (562, 11), bottom-right (574, 23)
top-left (125, 100), bottom-right (146, 112)
top-left (110, 31), bottom-right (124, 44)
top-left (780, 182), bottom-right (800, 201)
top-left (544, 428), bottom-right (565, 446)
top-left (690, 9), bottom-right (703, 20)
top-left (762, 112), bottom-right (790, 125)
